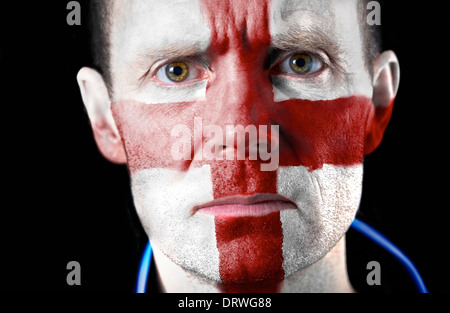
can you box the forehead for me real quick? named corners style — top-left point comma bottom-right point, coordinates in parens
top-left (273, 0), bottom-right (334, 20)
top-left (110, 0), bottom-right (363, 49)
top-left (111, 0), bottom-right (211, 58)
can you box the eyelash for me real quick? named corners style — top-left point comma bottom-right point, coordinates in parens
top-left (151, 59), bottom-right (209, 86)
top-left (150, 51), bottom-right (328, 85)
top-left (270, 50), bottom-right (328, 78)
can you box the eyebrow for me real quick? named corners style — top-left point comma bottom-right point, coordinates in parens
top-left (135, 41), bottom-right (208, 63)
top-left (271, 22), bottom-right (348, 80)
top-left (271, 23), bottom-right (342, 57)
top-left (126, 40), bottom-right (209, 83)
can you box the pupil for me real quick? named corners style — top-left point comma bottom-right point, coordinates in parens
top-left (172, 66), bottom-right (183, 76)
top-left (294, 57), bottom-right (306, 68)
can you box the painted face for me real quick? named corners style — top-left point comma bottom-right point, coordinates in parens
top-left (108, 0), bottom-right (384, 291)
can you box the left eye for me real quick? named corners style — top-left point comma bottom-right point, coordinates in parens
top-left (278, 53), bottom-right (323, 76)
top-left (155, 61), bottom-right (206, 84)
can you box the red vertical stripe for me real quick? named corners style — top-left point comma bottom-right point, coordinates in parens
top-left (215, 212), bottom-right (284, 292)
top-left (210, 160), bottom-right (277, 199)
top-left (199, 0), bottom-right (285, 292)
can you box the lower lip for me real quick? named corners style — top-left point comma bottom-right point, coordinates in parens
top-left (197, 200), bottom-right (297, 217)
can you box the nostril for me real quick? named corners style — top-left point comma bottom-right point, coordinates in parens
top-left (214, 144), bottom-right (230, 155)
top-left (218, 145), bottom-right (227, 152)
top-left (202, 124), bottom-right (280, 162)
top-left (215, 144), bottom-right (235, 160)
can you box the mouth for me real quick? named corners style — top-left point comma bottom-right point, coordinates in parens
top-left (192, 193), bottom-right (298, 217)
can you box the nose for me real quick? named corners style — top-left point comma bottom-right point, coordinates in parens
top-left (202, 50), bottom-right (277, 162)
top-left (202, 124), bottom-right (279, 163)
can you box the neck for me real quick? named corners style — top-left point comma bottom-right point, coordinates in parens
top-left (151, 236), bottom-right (354, 293)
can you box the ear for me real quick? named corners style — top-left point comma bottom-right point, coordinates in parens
top-left (77, 67), bottom-right (127, 164)
top-left (364, 50), bottom-right (400, 155)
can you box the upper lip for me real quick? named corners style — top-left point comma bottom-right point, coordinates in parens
top-left (191, 193), bottom-right (297, 215)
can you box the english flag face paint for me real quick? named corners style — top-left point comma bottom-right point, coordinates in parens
top-left (108, 0), bottom-right (388, 291)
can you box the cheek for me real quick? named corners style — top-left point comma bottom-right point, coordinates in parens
top-left (111, 99), bottom-right (201, 173)
top-left (279, 163), bottom-right (364, 277)
top-left (275, 96), bottom-right (373, 171)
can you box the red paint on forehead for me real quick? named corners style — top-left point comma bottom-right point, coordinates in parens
top-left (199, 0), bottom-right (273, 127)
top-left (200, 0), bottom-right (271, 53)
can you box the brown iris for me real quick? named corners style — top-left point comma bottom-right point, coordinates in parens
top-left (289, 54), bottom-right (313, 74)
top-left (165, 62), bottom-right (189, 82)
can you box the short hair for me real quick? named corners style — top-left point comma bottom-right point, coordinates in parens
top-left (359, 0), bottom-right (382, 78)
top-left (89, 0), bottom-right (113, 89)
top-left (88, 0), bottom-right (381, 91)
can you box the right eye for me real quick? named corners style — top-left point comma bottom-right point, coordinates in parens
top-left (275, 52), bottom-right (324, 77)
top-left (155, 61), bottom-right (208, 84)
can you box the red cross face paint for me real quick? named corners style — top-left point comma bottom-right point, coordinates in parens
top-left (107, 0), bottom-right (392, 292)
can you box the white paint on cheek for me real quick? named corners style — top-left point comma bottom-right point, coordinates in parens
top-left (271, 74), bottom-right (354, 101)
top-left (127, 80), bottom-right (208, 105)
top-left (131, 165), bottom-right (221, 282)
top-left (277, 164), bottom-right (363, 277)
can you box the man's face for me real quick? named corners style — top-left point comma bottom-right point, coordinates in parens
top-left (108, 0), bottom-right (375, 290)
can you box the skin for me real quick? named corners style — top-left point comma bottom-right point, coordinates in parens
top-left (77, 0), bottom-right (400, 292)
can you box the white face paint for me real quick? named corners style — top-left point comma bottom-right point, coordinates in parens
top-left (131, 165), bottom-right (221, 282)
top-left (270, 0), bottom-right (373, 101)
top-left (108, 0), bottom-right (373, 290)
top-left (110, 0), bottom-right (211, 103)
top-left (278, 164), bottom-right (363, 276)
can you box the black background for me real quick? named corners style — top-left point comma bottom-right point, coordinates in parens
top-left (1, 1), bottom-right (449, 294)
